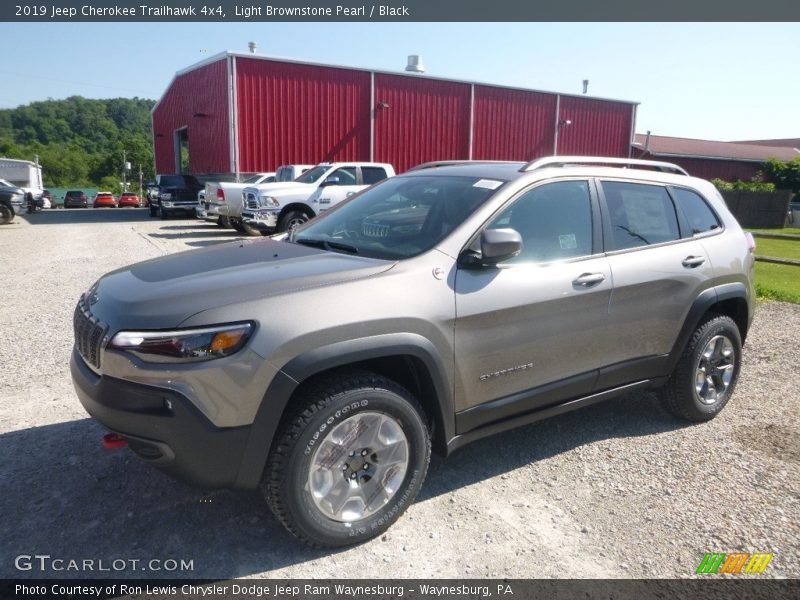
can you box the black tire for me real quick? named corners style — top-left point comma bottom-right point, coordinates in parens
top-left (217, 215), bottom-right (231, 228)
top-left (0, 204), bottom-right (13, 224)
top-left (149, 204), bottom-right (157, 217)
top-left (658, 314), bottom-right (742, 422)
top-left (262, 371), bottom-right (431, 548)
top-left (230, 218), bottom-right (246, 233)
top-left (278, 209), bottom-right (310, 233)
top-left (159, 207), bottom-right (170, 220)
top-left (241, 221), bottom-right (263, 237)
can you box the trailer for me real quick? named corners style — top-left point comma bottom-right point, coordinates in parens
top-left (0, 158), bottom-right (44, 198)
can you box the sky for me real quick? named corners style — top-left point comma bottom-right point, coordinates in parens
top-left (0, 22), bottom-right (798, 142)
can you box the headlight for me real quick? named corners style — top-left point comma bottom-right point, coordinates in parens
top-left (259, 196), bottom-right (280, 208)
top-left (160, 192), bottom-right (172, 200)
top-left (108, 322), bottom-right (254, 363)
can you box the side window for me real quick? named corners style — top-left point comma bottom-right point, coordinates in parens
top-left (487, 180), bottom-right (593, 263)
top-left (671, 187), bottom-right (721, 235)
top-left (361, 167), bottom-right (388, 185)
top-left (602, 181), bottom-right (680, 250)
top-left (329, 167), bottom-right (357, 186)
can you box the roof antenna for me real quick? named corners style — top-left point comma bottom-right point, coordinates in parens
top-left (248, 41), bottom-right (257, 54)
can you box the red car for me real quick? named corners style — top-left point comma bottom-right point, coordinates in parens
top-left (118, 192), bottom-right (141, 208)
top-left (93, 192), bottom-right (117, 208)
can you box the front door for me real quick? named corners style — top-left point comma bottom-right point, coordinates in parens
top-left (453, 179), bottom-right (612, 429)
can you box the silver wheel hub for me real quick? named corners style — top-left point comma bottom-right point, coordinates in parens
top-left (694, 334), bottom-right (735, 405)
top-left (308, 411), bottom-right (409, 522)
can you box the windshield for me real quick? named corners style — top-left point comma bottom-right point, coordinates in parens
top-left (294, 165), bottom-right (329, 184)
top-left (291, 175), bottom-right (504, 260)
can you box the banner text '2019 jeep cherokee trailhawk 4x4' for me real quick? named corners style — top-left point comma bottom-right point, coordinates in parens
top-left (72, 157), bottom-right (755, 547)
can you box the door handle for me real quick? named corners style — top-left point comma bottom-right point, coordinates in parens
top-left (573, 272), bottom-right (606, 286)
top-left (682, 255), bottom-right (706, 268)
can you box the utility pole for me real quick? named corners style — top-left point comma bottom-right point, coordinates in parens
top-left (138, 165), bottom-right (143, 200)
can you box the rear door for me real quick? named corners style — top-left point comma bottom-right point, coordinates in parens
top-left (454, 179), bottom-right (612, 428)
top-left (597, 179), bottom-right (714, 388)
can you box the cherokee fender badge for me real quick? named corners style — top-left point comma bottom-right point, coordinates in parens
top-left (479, 362), bottom-right (534, 381)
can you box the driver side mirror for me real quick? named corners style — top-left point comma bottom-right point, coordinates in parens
top-left (320, 176), bottom-right (340, 187)
top-left (461, 228), bottom-right (523, 267)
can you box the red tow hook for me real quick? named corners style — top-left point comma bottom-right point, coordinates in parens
top-left (102, 433), bottom-right (128, 449)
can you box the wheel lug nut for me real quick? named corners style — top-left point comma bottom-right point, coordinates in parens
top-left (363, 464), bottom-right (369, 470)
top-left (343, 464), bottom-right (348, 470)
top-left (361, 449), bottom-right (368, 456)
top-left (349, 451), bottom-right (355, 457)
top-left (350, 473), bottom-right (357, 480)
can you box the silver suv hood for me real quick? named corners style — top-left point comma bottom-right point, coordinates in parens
top-left (88, 238), bottom-right (393, 329)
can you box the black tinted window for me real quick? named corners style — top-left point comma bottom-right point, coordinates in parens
top-left (488, 180), bottom-right (593, 263)
top-left (671, 187), bottom-right (720, 235)
top-left (362, 167), bottom-right (388, 185)
top-left (602, 181), bottom-right (680, 250)
top-left (330, 167), bottom-right (357, 185)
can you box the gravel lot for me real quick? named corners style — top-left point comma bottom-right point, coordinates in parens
top-left (1, 209), bottom-right (798, 580)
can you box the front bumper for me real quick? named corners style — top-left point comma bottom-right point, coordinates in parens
top-left (71, 348), bottom-right (251, 489)
top-left (242, 209), bottom-right (279, 232)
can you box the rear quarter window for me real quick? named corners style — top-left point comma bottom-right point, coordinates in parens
top-left (671, 187), bottom-right (721, 235)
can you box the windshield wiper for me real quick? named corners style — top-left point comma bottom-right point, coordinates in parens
top-left (295, 238), bottom-right (359, 254)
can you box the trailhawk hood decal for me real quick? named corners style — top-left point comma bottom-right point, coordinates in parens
top-left (87, 238), bottom-right (392, 329)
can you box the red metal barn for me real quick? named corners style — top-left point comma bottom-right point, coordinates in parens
top-left (152, 53), bottom-right (638, 176)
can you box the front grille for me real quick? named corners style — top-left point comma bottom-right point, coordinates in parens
top-left (246, 193), bottom-right (259, 210)
top-left (362, 222), bottom-right (391, 238)
top-left (73, 298), bottom-right (108, 369)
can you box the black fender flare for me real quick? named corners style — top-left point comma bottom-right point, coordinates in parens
top-left (666, 281), bottom-right (749, 373)
top-left (233, 333), bottom-right (453, 489)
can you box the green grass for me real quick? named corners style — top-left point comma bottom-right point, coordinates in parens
top-left (753, 237), bottom-right (800, 260)
top-left (749, 227), bottom-right (800, 236)
top-left (755, 262), bottom-right (800, 304)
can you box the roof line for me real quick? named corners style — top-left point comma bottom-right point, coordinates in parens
top-left (163, 50), bottom-right (639, 107)
top-left (633, 149), bottom-right (782, 163)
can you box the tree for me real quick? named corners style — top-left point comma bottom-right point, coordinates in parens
top-left (0, 96), bottom-right (156, 189)
top-left (763, 157), bottom-right (800, 193)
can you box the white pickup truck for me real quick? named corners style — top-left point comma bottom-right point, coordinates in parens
top-left (201, 165), bottom-right (314, 231)
top-left (240, 162), bottom-right (395, 235)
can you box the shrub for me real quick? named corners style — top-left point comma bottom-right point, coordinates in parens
top-left (712, 178), bottom-right (776, 192)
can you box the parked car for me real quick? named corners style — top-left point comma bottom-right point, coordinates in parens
top-left (149, 174), bottom-right (204, 219)
top-left (118, 192), bottom-right (141, 208)
top-left (0, 178), bottom-right (25, 217)
top-left (64, 190), bottom-right (89, 208)
top-left (71, 157), bottom-right (755, 548)
top-left (200, 172), bottom-right (277, 228)
top-left (93, 192), bottom-right (117, 208)
top-left (240, 162), bottom-right (394, 235)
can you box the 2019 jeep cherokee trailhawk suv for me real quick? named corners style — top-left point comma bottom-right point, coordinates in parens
top-left (71, 157), bottom-right (755, 547)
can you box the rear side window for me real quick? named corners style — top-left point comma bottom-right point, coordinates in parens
top-left (488, 180), bottom-right (593, 263)
top-left (602, 181), bottom-right (680, 250)
top-left (671, 187), bottom-right (720, 235)
top-left (361, 167), bottom-right (389, 185)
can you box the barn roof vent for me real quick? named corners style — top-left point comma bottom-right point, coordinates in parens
top-left (248, 41), bottom-right (258, 54)
top-left (405, 55), bottom-right (425, 73)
